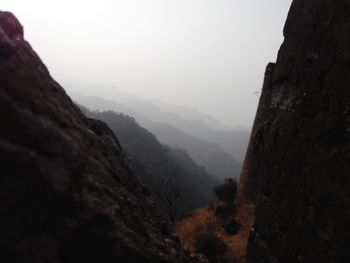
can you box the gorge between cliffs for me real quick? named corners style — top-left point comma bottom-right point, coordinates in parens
top-left (1, 0), bottom-right (350, 262)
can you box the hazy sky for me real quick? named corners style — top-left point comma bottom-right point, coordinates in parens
top-left (2, 0), bottom-right (292, 128)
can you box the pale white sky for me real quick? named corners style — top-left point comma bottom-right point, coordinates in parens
top-left (1, 0), bottom-right (292, 127)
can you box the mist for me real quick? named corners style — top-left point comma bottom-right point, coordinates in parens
top-left (1, 0), bottom-right (292, 128)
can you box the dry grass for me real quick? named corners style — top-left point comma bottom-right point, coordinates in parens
top-left (175, 202), bottom-right (255, 263)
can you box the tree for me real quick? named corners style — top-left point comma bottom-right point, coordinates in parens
top-left (150, 171), bottom-right (182, 222)
top-left (213, 178), bottom-right (237, 204)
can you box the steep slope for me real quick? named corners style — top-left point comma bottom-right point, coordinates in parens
top-left (149, 122), bottom-right (242, 180)
top-left (241, 0), bottom-right (350, 262)
top-left (0, 11), bottom-right (193, 263)
top-left (83, 110), bottom-right (219, 217)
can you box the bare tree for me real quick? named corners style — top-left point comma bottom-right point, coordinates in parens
top-left (150, 172), bottom-right (182, 223)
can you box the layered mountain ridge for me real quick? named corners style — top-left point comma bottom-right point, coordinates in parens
top-left (70, 92), bottom-right (245, 180)
top-left (82, 109), bottom-right (219, 217)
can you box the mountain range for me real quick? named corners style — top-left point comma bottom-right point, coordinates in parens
top-left (82, 108), bottom-right (219, 218)
top-left (66, 88), bottom-right (249, 180)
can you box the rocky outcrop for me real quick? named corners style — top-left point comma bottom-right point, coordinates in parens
top-left (0, 11), bottom-right (192, 263)
top-left (239, 63), bottom-right (275, 202)
top-left (243, 0), bottom-right (350, 262)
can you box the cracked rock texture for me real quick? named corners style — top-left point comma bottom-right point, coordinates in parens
top-left (242, 0), bottom-right (350, 262)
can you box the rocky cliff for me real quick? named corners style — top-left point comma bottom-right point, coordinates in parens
top-left (239, 63), bottom-right (275, 202)
top-left (243, 0), bottom-right (350, 262)
top-left (0, 11), bottom-right (194, 263)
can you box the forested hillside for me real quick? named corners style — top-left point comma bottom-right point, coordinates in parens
top-left (83, 109), bottom-right (220, 220)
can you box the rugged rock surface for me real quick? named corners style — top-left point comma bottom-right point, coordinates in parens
top-left (0, 11), bottom-right (194, 263)
top-left (239, 63), bottom-right (275, 202)
top-left (243, 0), bottom-right (350, 262)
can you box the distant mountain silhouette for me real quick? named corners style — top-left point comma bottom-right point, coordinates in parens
top-left (132, 99), bottom-right (233, 131)
top-left (148, 122), bottom-right (242, 180)
top-left (63, 81), bottom-right (250, 161)
top-left (69, 92), bottom-right (244, 179)
top-left (124, 100), bottom-right (250, 161)
top-left (61, 79), bottom-right (140, 103)
top-left (62, 79), bottom-right (233, 130)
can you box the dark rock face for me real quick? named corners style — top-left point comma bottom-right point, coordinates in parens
top-left (243, 0), bottom-right (350, 262)
top-left (0, 11), bottom-right (191, 263)
top-left (239, 63), bottom-right (275, 202)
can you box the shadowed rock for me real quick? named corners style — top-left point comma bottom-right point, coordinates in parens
top-left (242, 0), bottom-right (350, 262)
top-left (0, 11), bottom-right (194, 263)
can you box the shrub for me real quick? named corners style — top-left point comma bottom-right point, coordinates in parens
top-left (213, 178), bottom-right (238, 204)
top-left (194, 232), bottom-right (228, 263)
top-left (214, 204), bottom-right (235, 219)
top-left (224, 219), bottom-right (241, 235)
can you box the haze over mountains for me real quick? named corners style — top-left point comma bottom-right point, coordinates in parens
top-left (150, 123), bottom-right (242, 180)
top-left (3, 1), bottom-right (350, 262)
top-left (82, 108), bottom-right (219, 218)
top-left (64, 80), bottom-right (249, 181)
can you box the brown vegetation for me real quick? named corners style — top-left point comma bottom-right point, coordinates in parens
top-left (175, 202), bottom-right (255, 263)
